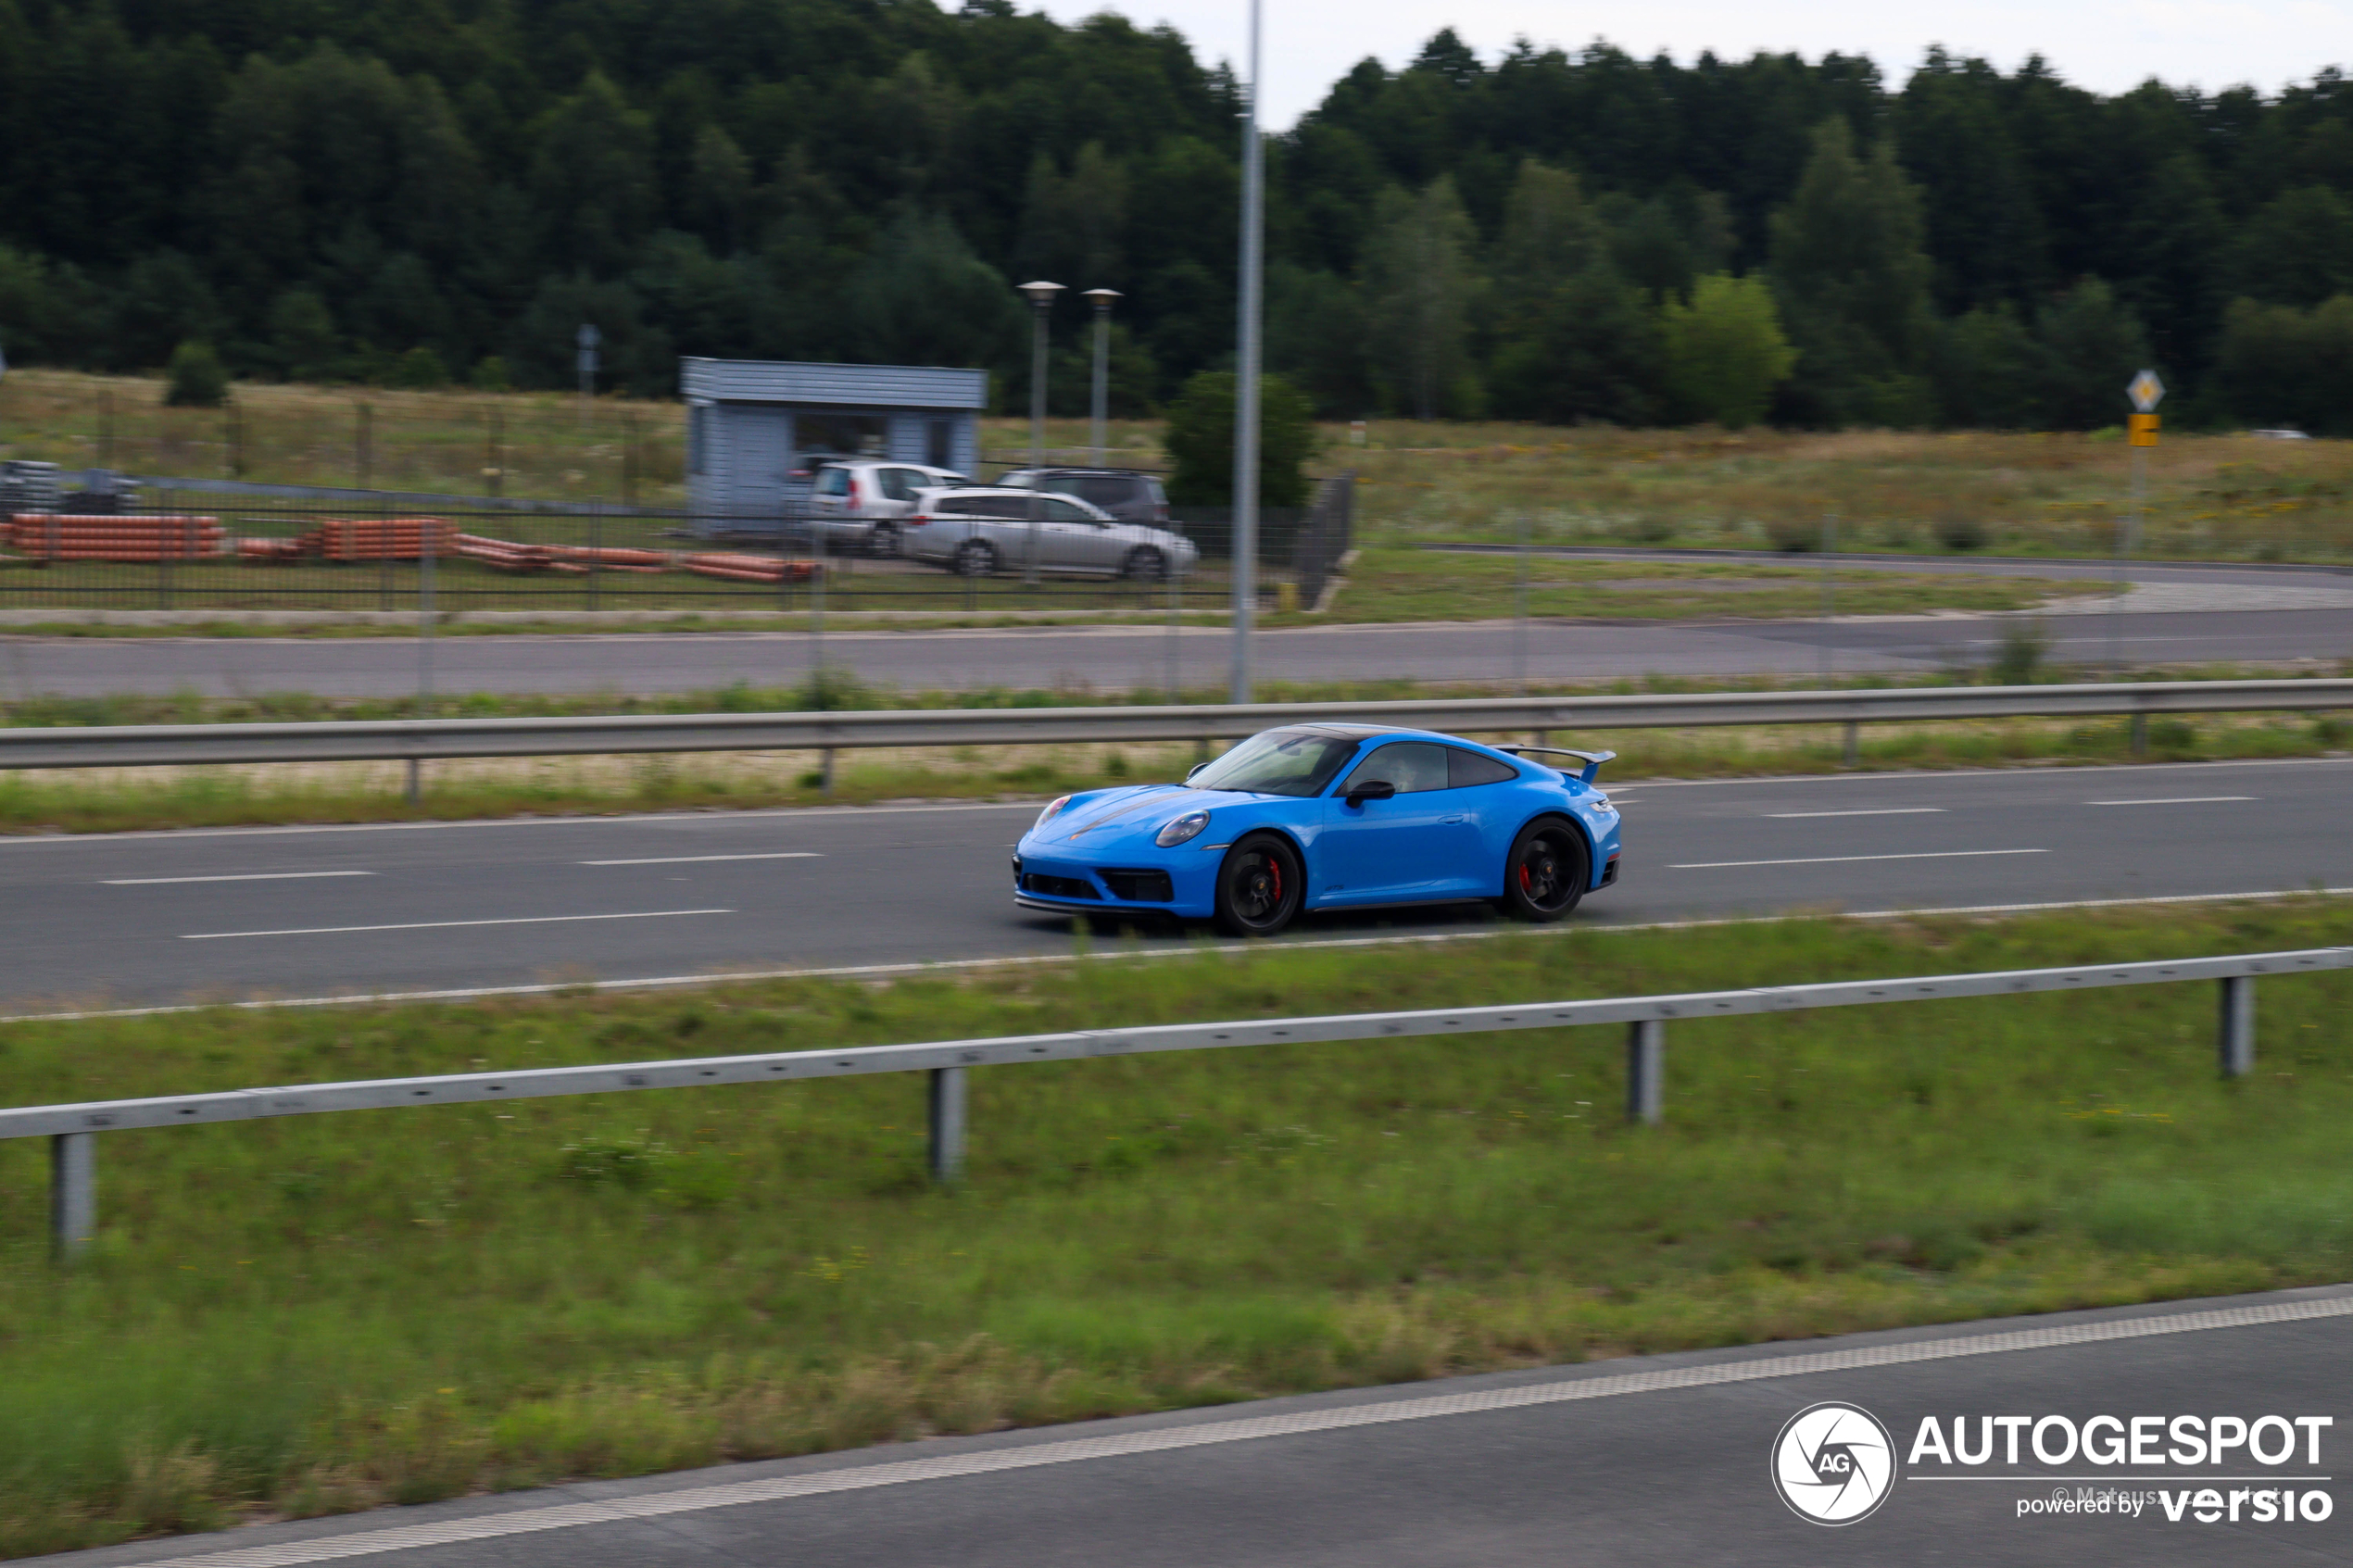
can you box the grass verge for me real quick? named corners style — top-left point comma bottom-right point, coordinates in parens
top-left (1, 898), bottom-right (2349, 1553)
top-left (0, 671), bottom-right (2344, 834)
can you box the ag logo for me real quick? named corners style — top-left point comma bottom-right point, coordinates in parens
top-left (1771, 1402), bottom-right (1897, 1524)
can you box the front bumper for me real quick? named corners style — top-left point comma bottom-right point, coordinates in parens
top-left (1011, 843), bottom-right (1220, 918)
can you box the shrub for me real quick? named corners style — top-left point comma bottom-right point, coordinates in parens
top-left (1163, 371), bottom-right (1318, 507)
top-left (1989, 621), bottom-right (2047, 685)
top-left (162, 340), bottom-right (228, 408)
top-left (390, 346), bottom-right (449, 389)
top-left (1935, 513), bottom-right (1988, 552)
top-left (1660, 273), bottom-right (1796, 429)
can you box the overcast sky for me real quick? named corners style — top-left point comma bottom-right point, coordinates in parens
top-left (1042, 0), bottom-right (2351, 128)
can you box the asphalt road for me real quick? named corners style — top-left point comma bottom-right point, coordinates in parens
top-left (4, 755), bottom-right (2347, 1013)
top-left (2, 606), bottom-right (2351, 699)
top-left (43, 1285), bottom-right (2353, 1567)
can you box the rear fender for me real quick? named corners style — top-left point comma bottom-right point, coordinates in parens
top-left (1507, 810), bottom-right (1595, 895)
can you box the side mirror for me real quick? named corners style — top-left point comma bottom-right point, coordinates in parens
top-left (1344, 780), bottom-right (1397, 807)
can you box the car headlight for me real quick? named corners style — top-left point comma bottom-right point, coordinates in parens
top-left (1034, 795), bottom-right (1072, 832)
top-left (1155, 809), bottom-right (1211, 847)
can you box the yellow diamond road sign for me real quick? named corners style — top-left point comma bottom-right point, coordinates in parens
top-left (2129, 370), bottom-right (2165, 413)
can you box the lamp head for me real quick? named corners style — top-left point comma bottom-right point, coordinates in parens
top-left (1018, 280), bottom-right (1066, 308)
top-left (1082, 288), bottom-right (1123, 310)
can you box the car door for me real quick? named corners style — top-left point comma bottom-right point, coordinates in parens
top-left (1433, 746), bottom-right (1523, 894)
top-left (1315, 741), bottom-right (1456, 903)
top-left (1040, 496), bottom-right (1115, 571)
top-left (875, 468), bottom-right (925, 517)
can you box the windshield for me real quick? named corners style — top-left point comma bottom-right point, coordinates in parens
top-left (1188, 730), bottom-right (1361, 797)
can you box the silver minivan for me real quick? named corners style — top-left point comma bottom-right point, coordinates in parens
top-left (903, 487), bottom-right (1199, 580)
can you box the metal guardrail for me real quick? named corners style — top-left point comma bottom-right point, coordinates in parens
top-left (0, 679), bottom-right (2347, 771)
top-left (22, 946), bottom-right (2347, 1256)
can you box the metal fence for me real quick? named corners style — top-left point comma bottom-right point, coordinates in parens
top-left (0, 678), bottom-right (2345, 771)
top-left (19, 945), bottom-right (2346, 1257)
top-left (0, 489), bottom-right (1252, 617)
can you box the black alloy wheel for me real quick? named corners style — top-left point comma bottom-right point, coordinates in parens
top-left (1214, 833), bottom-right (1303, 936)
top-left (1499, 819), bottom-right (1588, 922)
top-left (869, 521), bottom-right (901, 558)
top-left (954, 539), bottom-right (998, 577)
top-left (1123, 546), bottom-right (1166, 581)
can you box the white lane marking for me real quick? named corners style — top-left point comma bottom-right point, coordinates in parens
top-left (582, 853), bottom-right (823, 866)
top-left (1765, 808), bottom-right (1945, 819)
top-left (1670, 848), bottom-right (2047, 870)
top-left (182, 909), bottom-right (733, 940)
top-left (0, 800), bottom-right (1041, 847)
top-left (121, 1292), bottom-right (2353, 1568)
top-left (103, 871), bottom-right (376, 885)
top-left (2086, 796), bottom-right (2259, 806)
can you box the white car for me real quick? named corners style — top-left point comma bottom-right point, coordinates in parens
top-left (902, 487), bottom-right (1201, 580)
top-left (807, 459), bottom-right (968, 555)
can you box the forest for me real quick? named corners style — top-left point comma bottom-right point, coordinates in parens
top-left (0, 0), bottom-right (2348, 431)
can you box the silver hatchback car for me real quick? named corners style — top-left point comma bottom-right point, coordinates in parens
top-left (807, 459), bottom-right (968, 555)
top-left (903, 487), bottom-right (1200, 580)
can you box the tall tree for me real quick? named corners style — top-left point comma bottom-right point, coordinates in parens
top-left (1768, 119), bottom-right (1937, 425)
top-left (1362, 177), bottom-right (1481, 419)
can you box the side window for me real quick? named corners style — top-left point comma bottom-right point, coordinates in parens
top-left (1076, 477), bottom-right (1131, 508)
top-left (1339, 742), bottom-right (1450, 795)
top-left (1448, 748), bottom-right (1521, 787)
top-left (880, 469), bottom-right (917, 502)
top-left (970, 497), bottom-right (1021, 519)
top-left (1045, 497), bottom-right (1095, 522)
top-left (814, 468), bottom-right (849, 496)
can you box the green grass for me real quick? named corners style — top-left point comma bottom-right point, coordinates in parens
top-left (1281, 546), bottom-right (2088, 623)
top-left (2, 899), bottom-right (2350, 1553)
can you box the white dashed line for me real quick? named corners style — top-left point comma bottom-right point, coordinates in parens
top-left (1764, 808), bottom-right (1946, 819)
top-left (1670, 849), bottom-right (2047, 870)
top-left (582, 853), bottom-right (824, 866)
top-left (2085, 797), bottom-right (2259, 807)
top-left (182, 909), bottom-right (734, 940)
top-left (104, 871), bottom-right (376, 885)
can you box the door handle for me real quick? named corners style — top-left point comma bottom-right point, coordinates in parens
top-left (1441, 813), bottom-right (1470, 824)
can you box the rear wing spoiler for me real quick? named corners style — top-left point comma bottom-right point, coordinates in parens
top-left (1501, 746), bottom-right (1617, 784)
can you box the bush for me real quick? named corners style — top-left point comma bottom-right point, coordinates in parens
top-left (1162, 370), bottom-right (1318, 507)
top-left (162, 340), bottom-right (228, 408)
top-left (1989, 621), bottom-right (2047, 685)
top-left (1935, 513), bottom-right (1988, 552)
top-left (390, 346), bottom-right (449, 389)
top-left (2212, 294), bottom-right (2353, 437)
top-left (1660, 273), bottom-right (1795, 429)
top-left (470, 355), bottom-right (513, 392)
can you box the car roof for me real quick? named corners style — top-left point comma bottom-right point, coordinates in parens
top-left (1265, 723), bottom-right (1522, 755)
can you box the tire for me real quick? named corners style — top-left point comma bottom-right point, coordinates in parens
top-left (869, 521), bottom-right (901, 558)
top-left (1498, 818), bottom-right (1589, 922)
top-left (954, 539), bottom-right (998, 577)
top-left (1214, 833), bottom-right (1304, 937)
top-left (1122, 546), bottom-right (1166, 581)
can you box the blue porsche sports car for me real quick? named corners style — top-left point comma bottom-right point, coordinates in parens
top-left (1013, 723), bottom-right (1623, 935)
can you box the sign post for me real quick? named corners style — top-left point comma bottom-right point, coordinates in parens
top-left (575, 323), bottom-right (600, 433)
top-left (2111, 370), bottom-right (2164, 692)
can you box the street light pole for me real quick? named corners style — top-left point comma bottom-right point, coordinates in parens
top-left (1018, 281), bottom-right (1063, 588)
top-left (1083, 289), bottom-right (1121, 468)
top-left (1230, 0), bottom-right (1264, 705)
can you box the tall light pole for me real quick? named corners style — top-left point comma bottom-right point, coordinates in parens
top-left (1229, 0), bottom-right (1265, 705)
top-left (1083, 288), bottom-right (1121, 468)
top-left (1018, 280), bottom-right (1063, 587)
